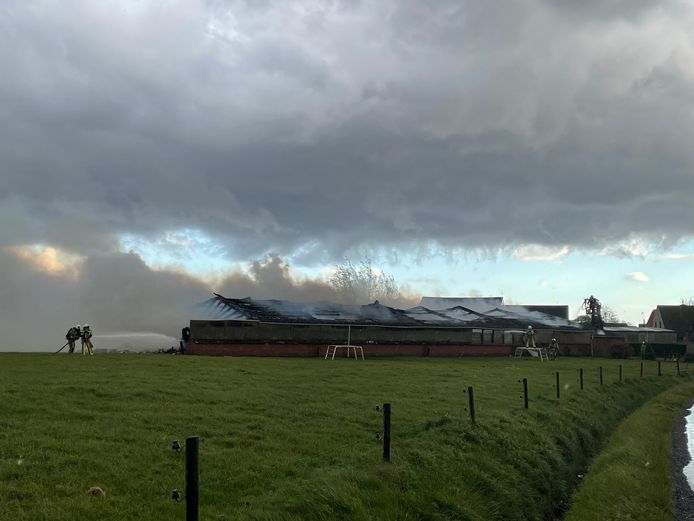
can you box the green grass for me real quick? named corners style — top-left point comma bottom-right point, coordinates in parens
top-left (564, 380), bottom-right (694, 521)
top-left (0, 354), bottom-right (686, 520)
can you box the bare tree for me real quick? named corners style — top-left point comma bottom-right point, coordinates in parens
top-left (601, 306), bottom-right (622, 324)
top-left (329, 258), bottom-right (399, 304)
top-left (573, 314), bottom-right (591, 325)
top-left (574, 304), bottom-right (623, 326)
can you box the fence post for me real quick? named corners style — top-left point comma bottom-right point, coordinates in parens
top-left (579, 368), bottom-right (584, 390)
top-left (658, 361), bottom-right (662, 376)
top-left (599, 366), bottom-right (603, 385)
top-left (185, 436), bottom-right (199, 521)
top-left (677, 360), bottom-right (681, 376)
top-left (522, 378), bottom-right (529, 409)
top-left (467, 386), bottom-right (476, 424)
top-left (555, 372), bottom-right (560, 399)
top-left (619, 364), bottom-right (623, 383)
top-left (383, 403), bottom-right (391, 462)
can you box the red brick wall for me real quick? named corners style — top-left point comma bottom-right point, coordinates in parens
top-left (190, 343), bottom-right (320, 357)
top-left (188, 343), bottom-right (516, 357)
top-left (187, 341), bottom-right (616, 358)
top-left (428, 345), bottom-right (513, 356)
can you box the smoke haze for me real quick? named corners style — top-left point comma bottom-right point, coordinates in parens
top-left (1, 249), bottom-right (415, 351)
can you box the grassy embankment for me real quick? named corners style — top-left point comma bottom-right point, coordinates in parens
top-left (0, 354), bottom-right (686, 520)
top-left (565, 380), bottom-right (694, 521)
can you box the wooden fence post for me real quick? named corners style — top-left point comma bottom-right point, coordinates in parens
top-left (555, 372), bottom-right (560, 399)
top-left (185, 436), bottom-right (199, 521)
top-left (383, 403), bottom-right (391, 462)
top-left (467, 386), bottom-right (476, 424)
top-left (522, 378), bottom-right (529, 409)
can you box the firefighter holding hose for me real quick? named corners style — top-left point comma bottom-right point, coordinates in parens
top-left (65, 325), bottom-right (81, 354)
top-left (81, 324), bottom-right (94, 356)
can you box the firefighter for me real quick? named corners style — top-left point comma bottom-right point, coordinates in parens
top-left (525, 325), bottom-right (536, 348)
top-left (549, 337), bottom-right (559, 360)
top-left (65, 325), bottom-right (80, 354)
top-left (81, 324), bottom-right (94, 356)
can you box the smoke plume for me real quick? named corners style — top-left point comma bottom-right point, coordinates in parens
top-left (0, 248), bottom-right (415, 351)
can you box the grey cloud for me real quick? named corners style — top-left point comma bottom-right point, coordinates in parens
top-left (2, 0), bottom-right (694, 262)
top-left (540, 0), bottom-right (669, 21)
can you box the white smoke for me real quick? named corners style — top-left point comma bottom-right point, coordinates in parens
top-left (90, 332), bottom-right (180, 352)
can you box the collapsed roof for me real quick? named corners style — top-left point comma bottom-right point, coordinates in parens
top-left (196, 294), bottom-right (586, 330)
top-left (419, 297), bottom-right (570, 319)
top-left (602, 326), bottom-right (673, 333)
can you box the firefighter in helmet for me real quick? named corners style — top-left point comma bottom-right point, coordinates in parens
top-left (81, 324), bottom-right (94, 356)
top-left (65, 325), bottom-right (81, 354)
top-left (548, 337), bottom-right (559, 360)
top-left (525, 325), bottom-right (536, 348)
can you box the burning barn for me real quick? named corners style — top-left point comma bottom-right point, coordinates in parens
top-left (186, 294), bottom-right (597, 357)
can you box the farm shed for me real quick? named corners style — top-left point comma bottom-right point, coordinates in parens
top-left (186, 294), bottom-right (594, 357)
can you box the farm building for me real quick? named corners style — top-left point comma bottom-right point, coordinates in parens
top-left (646, 305), bottom-right (694, 343)
top-left (597, 326), bottom-right (679, 358)
top-left (185, 294), bottom-right (679, 358)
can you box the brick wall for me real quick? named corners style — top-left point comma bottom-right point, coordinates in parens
top-left (188, 343), bottom-right (516, 357)
top-left (183, 335), bottom-right (646, 358)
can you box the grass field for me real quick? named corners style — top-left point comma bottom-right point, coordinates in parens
top-left (0, 354), bottom-right (687, 520)
top-left (565, 381), bottom-right (694, 521)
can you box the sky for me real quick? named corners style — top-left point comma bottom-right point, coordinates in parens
top-left (2, 0), bottom-right (694, 350)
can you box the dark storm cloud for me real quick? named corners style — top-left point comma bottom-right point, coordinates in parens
top-left (3, 0), bottom-right (694, 263)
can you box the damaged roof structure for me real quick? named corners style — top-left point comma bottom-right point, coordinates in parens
top-left (197, 294), bottom-right (583, 330)
top-left (418, 297), bottom-right (570, 320)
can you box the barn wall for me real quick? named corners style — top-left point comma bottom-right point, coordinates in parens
top-left (188, 343), bottom-right (515, 357)
top-left (189, 320), bottom-right (595, 346)
top-left (191, 320), bottom-right (483, 345)
top-left (187, 320), bottom-right (613, 357)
